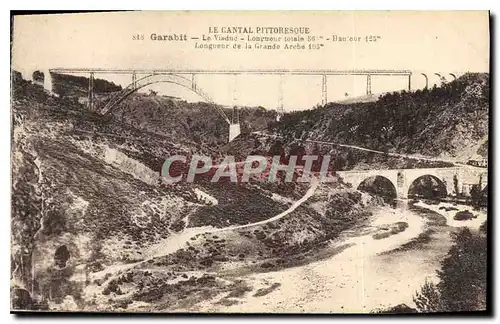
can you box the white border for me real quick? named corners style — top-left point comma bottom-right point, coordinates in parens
top-left (2, 1), bottom-right (498, 323)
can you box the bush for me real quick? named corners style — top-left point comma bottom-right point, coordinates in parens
top-left (413, 280), bottom-right (444, 312)
top-left (413, 228), bottom-right (487, 312)
top-left (453, 210), bottom-right (475, 221)
top-left (437, 228), bottom-right (487, 311)
top-left (260, 262), bottom-right (275, 269)
top-left (375, 304), bottom-right (417, 314)
top-left (372, 231), bottom-right (391, 240)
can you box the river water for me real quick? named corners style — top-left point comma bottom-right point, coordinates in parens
top-left (87, 197), bottom-right (486, 313)
top-left (198, 200), bottom-right (487, 313)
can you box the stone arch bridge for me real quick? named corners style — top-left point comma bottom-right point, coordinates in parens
top-left (336, 166), bottom-right (487, 199)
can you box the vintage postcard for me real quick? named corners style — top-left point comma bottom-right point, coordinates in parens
top-left (10, 11), bottom-right (489, 313)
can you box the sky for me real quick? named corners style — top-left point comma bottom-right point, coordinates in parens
top-left (12, 11), bottom-right (490, 111)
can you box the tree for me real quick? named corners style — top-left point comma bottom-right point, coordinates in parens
top-left (437, 228), bottom-right (487, 311)
top-left (413, 280), bottom-right (444, 313)
top-left (413, 228), bottom-right (487, 312)
top-left (453, 175), bottom-right (459, 197)
top-left (289, 143), bottom-right (306, 166)
top-left (268, 140), bottom-right (285, 157)
top-left (470, 184), bottom-right (482, 210)
top-left (479, 220), bottom-right (487, 234)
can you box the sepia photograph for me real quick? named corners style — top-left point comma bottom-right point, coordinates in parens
top-left (10, 10), bottom-right (489, 314)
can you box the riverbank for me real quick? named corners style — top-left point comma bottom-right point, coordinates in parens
top-left (176, 203), bottom-right (435, 313)
top-left (187, 198), bottom-right (488, 313)
top-left (86, 198), bottom-right (487, 313)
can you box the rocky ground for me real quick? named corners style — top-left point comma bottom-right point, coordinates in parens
top-left (11, 77), bottom-right (378, 312)
top-left (10, 72), bottom-right (488, 313)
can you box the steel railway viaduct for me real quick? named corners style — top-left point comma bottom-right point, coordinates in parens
top-left (32, 68), bottom-right (418, 142)
top-left (25, 68), bottom-right (485, 199)
top-left (28, 68), bottom-right (460, 142)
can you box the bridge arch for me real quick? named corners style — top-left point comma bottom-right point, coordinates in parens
top-left (408, 174), bottom-right (447, 199)
top-left (100, 74), bottom-right (230, 124)
top-left (357, 175), bottom-right (397, 200)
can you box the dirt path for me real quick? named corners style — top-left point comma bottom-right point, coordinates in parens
top-left (91, 176), bottom-right (320, 282)
top-left (146, 176), bottom-right (319, 258)
top-left (211, 176), bottom-right (319, 232)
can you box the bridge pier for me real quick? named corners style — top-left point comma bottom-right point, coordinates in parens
top-left (277, 74), bottom-right (284, 121)
top-left (229, 74), bottom-right (241, 142)
top-left (396, 171), bottom-right (408, 199)
top-left (321, 74), bottom-right (328, 105)
top-left (132, 72), bottom-right (137, 90)
top-left (366, 74), bottom-right (372, 95)
top-left (435, 73), bottom-right (446, 85)
top-left (20, 69), bottom-right (34, 82)
top-left (229, 123), bottom-right (241, 142)
top-left (191, 74), bottom-right (197, 91)
top-left (421, 73), bottom-right (428, 89)
top-left (88, 72), bottom-right (94, 111)
top-left (42, 69), bottom-right (53, 93)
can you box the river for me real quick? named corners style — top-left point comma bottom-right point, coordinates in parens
top-left (195, 200), bottom-right (486, 313)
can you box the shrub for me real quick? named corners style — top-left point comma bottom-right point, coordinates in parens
top-left (437, 228), bottom-right (487, 311)
top-left (260, 262), bottom-right (275, 269)
top-left (372, 231), bottom-right (391, 240)
top-left (413, 280), bottom-right (444, 312)
top-left (453, 210), bottom-right (475, 221)
top-left (413, 228), bottom-right (487, 312)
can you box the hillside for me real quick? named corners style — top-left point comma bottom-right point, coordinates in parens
top-left (34, 72), bottom-right (277, 148)
top-left (11, 75), bottom-right (203, 306)
top-left (105, 94), bottom-right (277, 147)
top-left (272, 73), bottom-right (489, 161)
top-left (11, 73), bottom-right (378, 311)
top-left (32, 71), bottom-right (123, 98)
top-left (225, 132), bottom-right (454, 172)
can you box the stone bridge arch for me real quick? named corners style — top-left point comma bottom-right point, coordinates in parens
top-left (401, 168), bottom-right (456, 199)
top-left (406, 174), bottom-right (448, 199)
top-left (357, 175), bottom-right (398, 199)
top-left (336, 170), bottom-right (399, 196)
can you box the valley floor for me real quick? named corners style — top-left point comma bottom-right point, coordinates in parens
top-left (171, 201), bottom-right (486, 313)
